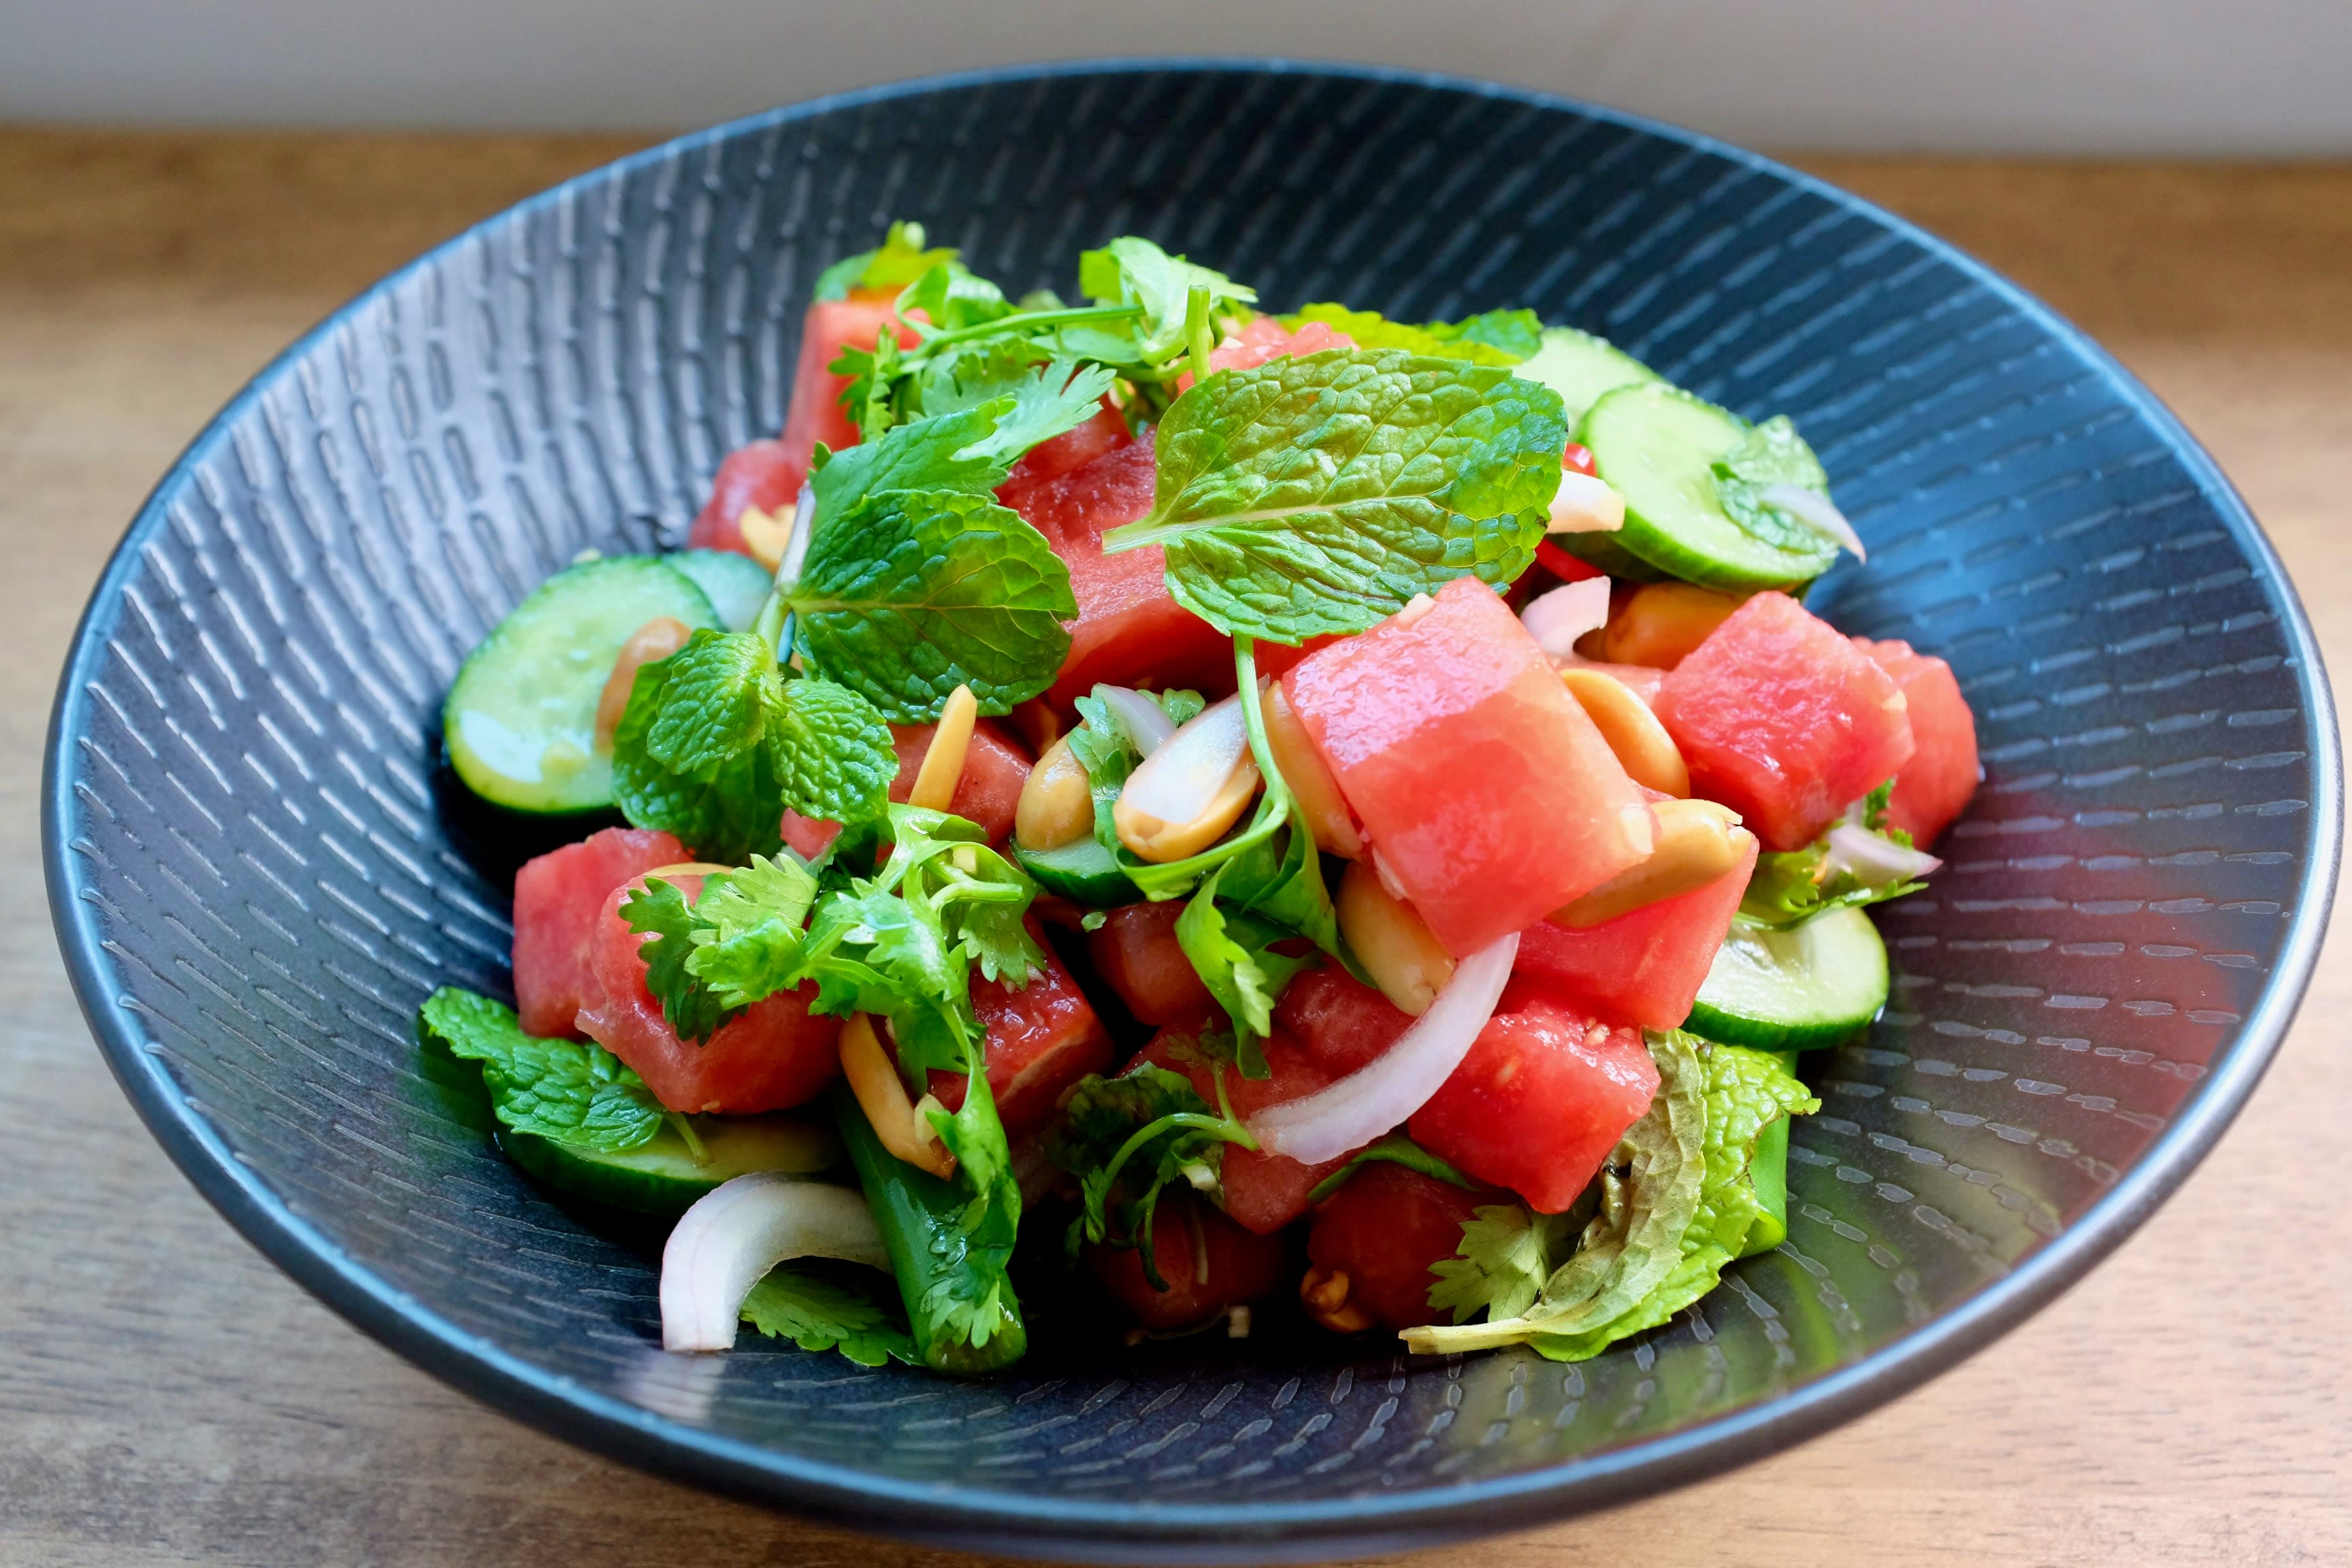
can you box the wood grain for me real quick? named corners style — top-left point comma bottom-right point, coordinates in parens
top-left (3, 131), bottom-right (2347, 1567)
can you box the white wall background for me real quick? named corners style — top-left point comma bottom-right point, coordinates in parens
top-left (4, 0), bottom-right (2348, 154)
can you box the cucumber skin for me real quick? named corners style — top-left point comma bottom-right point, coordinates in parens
top-left (1577, 383), bottom-right (1837, 591)
top-left (1013, 837), bottom-right (1139, 907)
top-left (443, 556), bottom-right (719, 816)
top-left (672, 549), bottom-right (774, 632)
top-left (1684, 907), bottom-right (1889, 1051)
top-left (1518, 325), bottom-right (1663, 427)
top-left (831, 1087), bottom-right (1027, 1376)
top-left (495, 1117), bottom-right (838, 1218)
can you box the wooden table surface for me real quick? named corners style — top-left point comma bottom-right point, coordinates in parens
top-left (3, 131), bottom-right (2347, 1567)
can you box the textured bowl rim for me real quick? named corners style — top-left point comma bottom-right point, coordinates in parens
top-left (43, 56), bottom-right (2342, 1563)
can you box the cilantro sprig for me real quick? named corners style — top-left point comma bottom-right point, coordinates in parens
top-left (1741, 781), bottom-right (1933, 927)
top-left (1045, 1054), bottom-right (1257, 1290)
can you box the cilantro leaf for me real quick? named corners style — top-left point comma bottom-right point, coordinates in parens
top-left (788, 488), bottom-right (1076, 721)
top-left (740, 1259), bottom-right (918, 1367)
top-left (1741, 781), bottom-right (1933, 927)
top-left (955, 359), bottom-right (1120, 467)
top-left (812, 220), bottom-right (958, 303)
top-left (1308, 1132), bottom-right (1479, 1205)
top-left (1100, 349), bottom-right (1567, 644)
top-left (620, 877), bottom-right (740, 1045)
top-left (1281, 304), bottom-right (1538, 365)
top-left (416, 987), bottom-right (664, 1152)
top-left (1711, 416), bottom-right (1842, 572)
top-left (1427, 1203), bottom-right (1571, 1324)
top-left (1047, 1060), bottom-right (1254, 1289)
top-left (1174, 864), bottom-right (1312, 1078)
top-left (897, 259), bottom-right (1013, 333)
top-left (1079, 235), bottom-right (1257, 362)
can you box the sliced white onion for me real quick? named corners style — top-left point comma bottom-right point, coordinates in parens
top-left (1762, 483), bottom-right (1866, 562)
top-left (1118, 691), bottom-right (1253, 826)
top-left (1095, 685), bottom-right (1178, 757)
top-left (1520, 576), bottom-right (1612, 659)
top-left (777, 480), bottom-right (816, 585)
top-left (1245, 931), bottom-right (1520, 1164)
top-left (659, 1173), bottom-right (889, 1353)
top-left (1825, 822), bottom-right (1942, 885)
top-left (1548, 471), bottom-right (1627, 534)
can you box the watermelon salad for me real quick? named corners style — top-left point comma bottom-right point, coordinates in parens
top-left (419, 223), bottom-right (1979, 1374)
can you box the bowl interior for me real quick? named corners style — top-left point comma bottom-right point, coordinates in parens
top-left (46, 63), bottom-right (2334, 1559)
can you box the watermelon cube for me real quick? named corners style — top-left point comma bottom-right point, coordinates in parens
top-left (887, 717), bottom-right (1032, 845)
top-left (1658, 591), bottom-right (1915, 851)
top-left (1513, 830), bottom-right (1760, 1029)
top-left (1283, 576), bottom-right (1653, 958)
top-left (1307, 1162), bottom-right (1495, 1331)
top-left (1409, 985), bottom-right (1659, 1213)
top-left (1857, 638), bottom-right (1979, 847)
top-left (1138, 1028), bottom-right (1350, 1235)
top-left (511, 827), bottom-right (688, 1038)
top-left (1272, 964), bottom-right (1414, 1076)
top-left (927, 930), bottom-right (1113, 1141)
top-left (1086, 901), bottom-right (1217, 1028)
top-left (578, 871), bottom-right (843, 1114)
top-left (1086, 1190), bottom-right (1286, 1329)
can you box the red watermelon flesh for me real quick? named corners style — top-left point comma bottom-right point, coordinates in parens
top-left (577, 872), bottom-right (843, 1114)
top-left (1007, 431), bottom-right (1237, 716)
top-left (996, 406), bottom-right (1130, 510)
top-left (1284, 576), bottom-right (1653, 958)
top-left (687, 439), bottom-right (804, 555)
top-left (1658, 591), bottom-right (1916, 851)
top-left (1086, 1190), bottom-right (1287, 1329)
top-left (1137, 1028), bottom-right (1352, 1235)
top-left (1273, 965), bottom-right (1414, 1077)
top-left (1408, 987), bottom-right (1658, 1213)
top-left (1512, 831), bottom-right (1760, 1029)
top-left (887, 718), bottom-right (1032, 844)
top-left (1087, 901), bottom-right (1216, 1028)
top-left (1857, 638), bottom-right (1979, 847)
top-left (926, 930), bottom-right (1113, 1141)
top-left (1307, 1162), bottom-right (1494, 1331)
top-left (511, 827), bottom-right (688, 1038)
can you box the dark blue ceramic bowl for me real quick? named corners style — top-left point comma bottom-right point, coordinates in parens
top-left (44, 61), bottom-right (2339, 1563)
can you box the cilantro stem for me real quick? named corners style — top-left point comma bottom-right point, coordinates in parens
top-left (1183, 284), bottom-right (1213, 388)
top-left (908, 301), bottom-right (1142, 358)
top-left (667, 1112), bottom-right (710, 1165)
top-left (1096, 1109), bottom-right (1254, 1206)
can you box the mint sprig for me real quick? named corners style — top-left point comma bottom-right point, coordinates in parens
top-left (416, 987), bottom-right (664, 1152)
top-left (1100, 349), bottom-right (1568, 644)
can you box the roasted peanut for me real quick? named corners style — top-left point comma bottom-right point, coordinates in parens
top-left (1263, 681), bottom-right (1362, 856)
top-left (1602, 582), bottom-right (1747, 668)
top-left (736, 503), bottom-right (795, 575)
top-left (593, 616), bottom-right (691, 752)
top-left (1337, 858), bottom-right (1456, 1015)
top-left (909, 685), bottom-right (977, 812)
top-left (1561, 666), bottom-right (1689, 797)
top-left (838, 1013), bottom-right (956, 1179)
top-left (1014, 736), bottom-right (1095, 851)
top-left (1552, 800), bottom-right (1750, 928)
top-left (1300, 1266), bottom-right (1373, 1334)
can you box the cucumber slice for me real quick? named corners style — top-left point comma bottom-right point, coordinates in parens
top-left (1517, 325), bottom-right (1663, 427)
top-left (443, 556), bottom-right (719, 813)
top-left (672, 549), bottom-right (774, 632)
top-left (498, 1113), bottom-right (839, 1218)
top-left (1577, 383), bottom-right (1839, 590)
top-left (1013, 836), bottom-right (1139, 906)
top-left (1686, 904), bottom-right (1888, 1051)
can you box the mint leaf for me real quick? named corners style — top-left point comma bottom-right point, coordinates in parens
top-left (1100, 349), bottom-right (1566, 644)
top-left (642, 631), bottom-right (774, 773)
top-left (813, 220), bottom-right (958, 303)
top-left (1079, 236), bottom-right (1257, 362)
top-left (1307, 1132), bottom-right (1479, 1205)
top-left (805, 403), bottom-right (1010, 543)
top-left (1712, 416), bottom-right (1842, 570)
top-left (416, 987), bottom-right (664, 1151)
top-left (612, 679), bottom-right (785, 866)
top-left (740, 1259), bottom-right (917, 1367)
top-left (1282, 304), bottom-right (1537, 365)
top-left (764, 677), bottom-right (897, 824)
top-left (620, 878), bottom-right (739, 1045)
top-left (789, 488), bottom-right (1075, 720)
